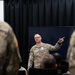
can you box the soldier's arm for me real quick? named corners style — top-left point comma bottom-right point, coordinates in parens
top-left (47, 42), bottom-right (62, 51)
top-left (27, 48), bottom-right (34, 71)
top-left (48, 37), bottom-right (64, 51)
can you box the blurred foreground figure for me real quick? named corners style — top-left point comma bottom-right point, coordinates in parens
top-left (67, 31), bottom-right (75, 75)
top-left (40, 54), bottom-right (56, 69)
top-left (0, 21), bottom-right (21, 75)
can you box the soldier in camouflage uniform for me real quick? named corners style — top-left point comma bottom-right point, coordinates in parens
top-left (28, 34), bottom-right (64, 71)
top-left (67, 31), bottom-right (75, 75)
top-left (0, 21), bottom-right (22, 75)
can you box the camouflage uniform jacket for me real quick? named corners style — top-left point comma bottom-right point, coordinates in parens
top-left (0, 21), bottom-right (22, 75)
top-left (67, 45), bottom-right (75, 69)
top-left (28, 42), bottom-right (62, 70)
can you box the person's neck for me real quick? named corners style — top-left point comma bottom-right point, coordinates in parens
top-left (36, 42), bottom-right (43, 45)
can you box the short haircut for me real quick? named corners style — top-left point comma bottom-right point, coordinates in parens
top-left (40, 54), bottom-right (56, 68)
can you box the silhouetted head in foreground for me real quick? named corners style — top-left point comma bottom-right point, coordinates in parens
top-left (53, 53), bottom-right (62, 66)
top-left (40, 54), bottom-right (56, 69)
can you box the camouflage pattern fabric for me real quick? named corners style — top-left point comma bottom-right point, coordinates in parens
top-left (0, 21), bottom-right (21, 75)
top-left (67, 31), bottom-right (75, 75)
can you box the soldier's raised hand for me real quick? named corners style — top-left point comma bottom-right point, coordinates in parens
top-left (58, 37), bottom-right (65, 44)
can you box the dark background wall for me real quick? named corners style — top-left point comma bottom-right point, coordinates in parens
top-left (4, 0), bottom-right (75, 69)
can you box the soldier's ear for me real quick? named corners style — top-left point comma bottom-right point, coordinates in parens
top-left (41, 37), bottom-right (42, 40)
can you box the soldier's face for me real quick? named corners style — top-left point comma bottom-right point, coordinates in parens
top-left (34, 34), bottom-right (42, 43)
